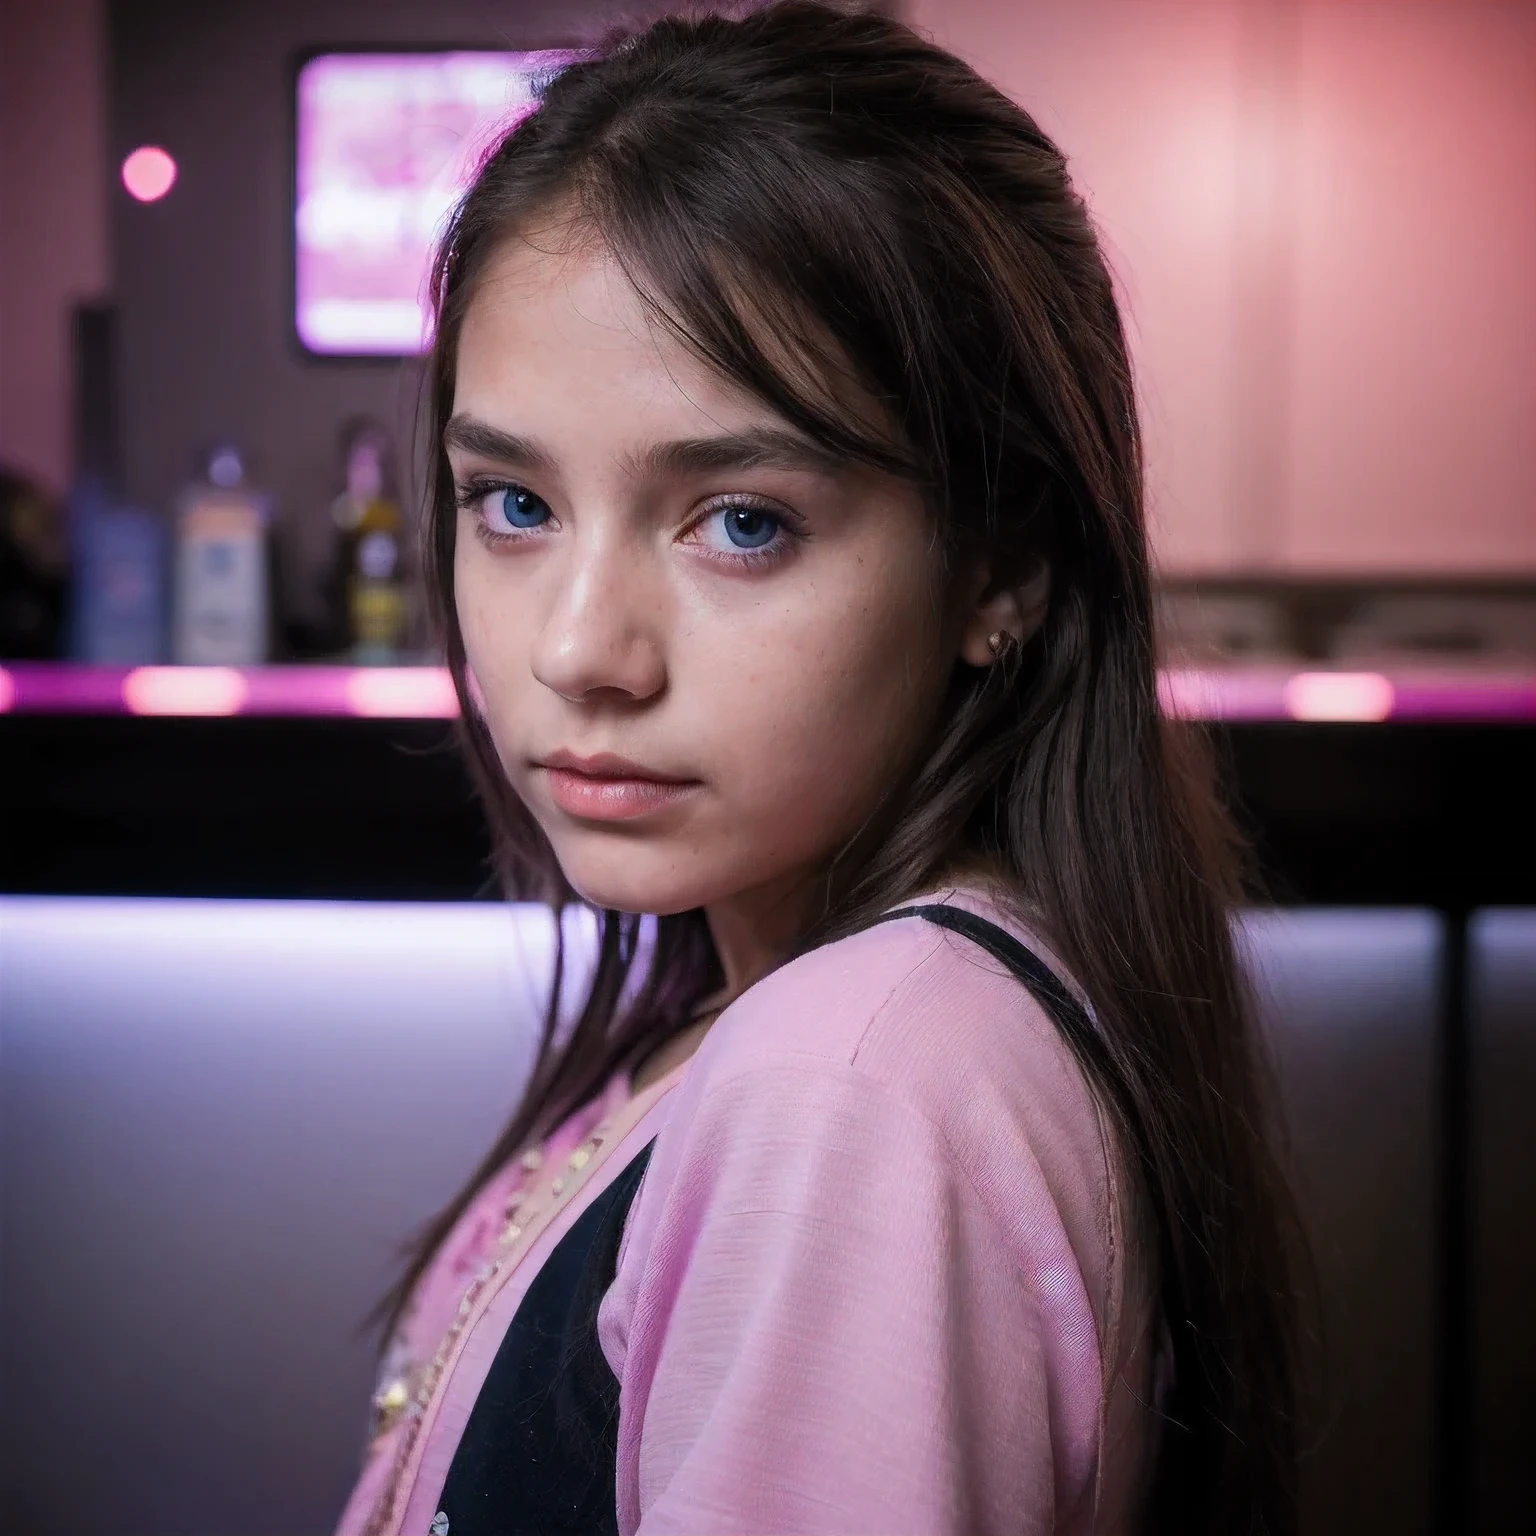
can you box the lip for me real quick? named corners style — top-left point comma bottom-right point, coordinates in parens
top-left (535, 750), bottom-right (702, 822)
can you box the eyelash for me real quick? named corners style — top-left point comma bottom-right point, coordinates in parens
top-left (688, 495), bottom-right (802, 571)
top-left (453, 477), bottom-right (804, 571)
top-left (455, 478), bottom-right (552, 551)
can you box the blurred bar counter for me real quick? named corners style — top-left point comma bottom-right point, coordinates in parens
top-left (2, 662), bottom-right (1533, 907)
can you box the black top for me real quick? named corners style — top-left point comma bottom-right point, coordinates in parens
top-left (434, 1137), bottom-right (656, 1536)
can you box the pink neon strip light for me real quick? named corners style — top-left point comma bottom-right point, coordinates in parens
top-left (0, 664), bottom-right (1532, 722)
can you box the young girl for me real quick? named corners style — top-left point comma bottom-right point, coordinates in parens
top-left (337, 5), bottom-right (1301, 1533)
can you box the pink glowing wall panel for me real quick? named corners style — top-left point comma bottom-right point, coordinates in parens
top-left (294, 50), bottom-right (577, 356)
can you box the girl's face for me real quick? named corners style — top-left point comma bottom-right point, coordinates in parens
top-left (449, 233), bottom-right (966, 918)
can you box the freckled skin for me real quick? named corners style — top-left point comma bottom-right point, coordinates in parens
top-left (450, 233), bottom-right (974, 992)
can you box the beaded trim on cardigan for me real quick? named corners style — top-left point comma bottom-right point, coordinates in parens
top-left (359, 1112), bottom-right (616, 1536)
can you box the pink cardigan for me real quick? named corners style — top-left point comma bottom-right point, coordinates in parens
top-left (337, 886), bottom-right (1163, 1535)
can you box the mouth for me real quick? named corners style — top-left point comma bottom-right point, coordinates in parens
top-left (534, 750), bottom-right (702, 822)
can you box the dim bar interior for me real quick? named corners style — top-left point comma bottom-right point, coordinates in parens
top-left (0, 5), bottom-right (1532, 1536)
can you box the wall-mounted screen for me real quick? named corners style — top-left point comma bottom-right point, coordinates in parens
top-left (294, 50), bottom-right (578, 357)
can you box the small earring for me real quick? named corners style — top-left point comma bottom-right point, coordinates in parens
top-left (986, 629), bottom-right (1011, 659)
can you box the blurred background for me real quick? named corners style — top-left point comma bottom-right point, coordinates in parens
top-left (0, 1), bottom-right (1531, 1533)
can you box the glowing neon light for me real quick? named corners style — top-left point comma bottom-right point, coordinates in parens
top-left (1283, 672), bottom-right (1396, 722)
top-left (123, 667), bottom-right (249, 716)
top-left (345, 667), bottom-right (459, 718)
top-left (0, 664), bottom-right (1524, 722)
top-left (122, 146), bottom-right (178, 202)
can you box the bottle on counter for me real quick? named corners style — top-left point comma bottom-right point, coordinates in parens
top-left (330, 420), bottom-right (408, 665)
top-left (65, 303), bottom-right (169, 664)
top-left (70, 476), bottom-right (168, 664)
top-left (0, 466), bottom-right (69, 659)
top-left (172, 443), bottom-right (271, 666)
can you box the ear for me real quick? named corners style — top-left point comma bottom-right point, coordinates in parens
top-left (958, 557), bottom-right (1051, 668)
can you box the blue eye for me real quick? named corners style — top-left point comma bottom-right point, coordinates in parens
top-left (718, 505), bottom-right (779, 549)
top-left (686, 500), bottom-right (795, 565)
top-left (486, 485), bottom-right (550, 530)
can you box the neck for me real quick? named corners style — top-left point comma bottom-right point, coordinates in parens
top-left (628, 870), bottom-right (825, 1096)
top-left (703, 849), bottom-right (1009, 1004)
top-left (703, 865), bottom-right (831, 1006)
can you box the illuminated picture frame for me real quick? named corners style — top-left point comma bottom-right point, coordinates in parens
top-left (292, 47), bottom-right (579, 358)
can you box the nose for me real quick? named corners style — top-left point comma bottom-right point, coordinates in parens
top-left (530, 525), bottom-right (667, 704)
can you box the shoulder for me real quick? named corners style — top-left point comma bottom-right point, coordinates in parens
top-left (656, 891), bottom-right (1118, 1308)
top-left (690, 887), bottom-right (1105, 1167)
top-left (611, 888), bottom-right (1126, 1412)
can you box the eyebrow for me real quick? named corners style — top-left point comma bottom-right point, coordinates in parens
top-left (444, 414), bottom-right (848, 481)
top-left (443, 416), bottom-right (556, 473)
top-left (630, 427), bottom-right (848, 480)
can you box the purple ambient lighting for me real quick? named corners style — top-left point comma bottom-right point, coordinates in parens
top-left (0, 665), bottom-right (1533, 721)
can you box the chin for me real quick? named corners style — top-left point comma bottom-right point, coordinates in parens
top-left (550, 837), bottom-right (734, 917)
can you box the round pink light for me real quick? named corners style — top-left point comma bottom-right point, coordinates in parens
top-left (121, 146), bottom-right (177, 202)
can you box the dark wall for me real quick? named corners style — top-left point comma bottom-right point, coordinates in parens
top-left (108, 0), bottom-right (647, 644)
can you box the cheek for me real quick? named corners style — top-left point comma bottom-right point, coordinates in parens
top-left (698, 571), bottom-right (947, 821)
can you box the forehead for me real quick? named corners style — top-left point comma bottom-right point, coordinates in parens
top-left (454, 230), bottom-right (770, 440)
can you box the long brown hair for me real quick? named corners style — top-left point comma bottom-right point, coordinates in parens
top-left (391, 5), bottom-right (1303, 1529)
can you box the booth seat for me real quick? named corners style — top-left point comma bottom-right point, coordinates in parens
top-left (0, 900), bottom-right (570, 1536)
top-left (1239, 911), bottom-right (1440, 1535)
top-left (1470, 909), bottom-right (1536, 1536)
top-left (0, 900), bottom-right (1466, 1536)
